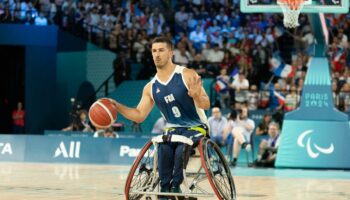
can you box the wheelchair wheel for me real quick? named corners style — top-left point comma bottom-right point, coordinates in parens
top-left (125, 141), bottom-right (159, 200)
top-left (199, 138), bottom-right (236, 200)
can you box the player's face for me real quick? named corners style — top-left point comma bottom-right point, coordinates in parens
top-left (152, 42), bottom-right (173, 69)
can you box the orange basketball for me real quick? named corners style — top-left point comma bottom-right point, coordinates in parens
top-left (89, 98), bottom-right (118, 128)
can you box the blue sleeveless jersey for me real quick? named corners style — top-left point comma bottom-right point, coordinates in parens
top-left (150, 66), bottom-right (208, 127)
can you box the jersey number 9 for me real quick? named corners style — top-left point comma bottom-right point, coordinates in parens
top-left (172, 106), bottom-right (181, 118)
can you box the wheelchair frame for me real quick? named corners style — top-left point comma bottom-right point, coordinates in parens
top-left (124, 135), bottom-right (236, 200)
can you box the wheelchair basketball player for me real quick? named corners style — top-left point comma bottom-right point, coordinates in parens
top-left (109, 37), bottom-right (210, 199)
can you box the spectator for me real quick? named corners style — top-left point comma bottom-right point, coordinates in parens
top-left (189, 26), bottom-right (206, 51)
top-left (207, 44), bottom-right (224, 63)
top-left (231, 72), bottom-right (249, 108)
top-left (220, 50), bottom-right (234, 72)
top-left (208, 107), bottom-right (228, 146)
top-left (295, 25), bottom-right (315, 55)
top-left (337, 28), bottom-right (348, 49)
top-left (187, 12), bottom-right (198, 32)
top-left (206, 44), bottom-right (224, 75)
top-left (229, 105), bottom-right (255, 166)
top-left (201, 42), bottom-right (212, 61)
top-left (259, 88), bottom-right (270, 109)
top-left (189, 53), bottom-right (212, 78)
top-left (215, 8), bottom-right (228, 25)
top-left (148, 7), bottom-right (165, 28)
top-left (284, 85), bottom-right (300, 111)
top-left (173, 42), bottom-right (192, 66)
top-left (151, 116), bottom-right (167, 134)
top-left (12, 101), bottom-right (25, 133)
top-left (255, 112), bottom-right (272, 136)
top-left (247, 84), bottom-right (259, 110)
top-left (86, 6), bottom-right (101, 43)
top-left (208, 20), bottom-right (221, 34)
top-left (147, 15), bottom-right (162, 36)
top-left (133, 33), bottom-right (147, 62)
top-left (174, 5), bottom-right (188, 27)
top-left (254, 122), bottom-right (280, 167)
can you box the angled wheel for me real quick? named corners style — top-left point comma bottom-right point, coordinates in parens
top-left (199, 138), bottom-right (236, 200)
top-left (124, 141), bottom-right (159, 200)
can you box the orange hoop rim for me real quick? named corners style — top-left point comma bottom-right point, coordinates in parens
top-left (278, 0), bottom-right (305, 10)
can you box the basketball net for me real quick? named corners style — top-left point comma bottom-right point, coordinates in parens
top-left (278, 0), bottom-right (305, 28)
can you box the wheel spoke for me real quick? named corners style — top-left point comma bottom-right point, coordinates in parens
top-left (202, 139), bottom-right (236, 200)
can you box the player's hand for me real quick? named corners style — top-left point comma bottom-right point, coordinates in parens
top-left (100, 98), bottom-right (118, 107)
top-left (188, 75), bottom-right (202, 99)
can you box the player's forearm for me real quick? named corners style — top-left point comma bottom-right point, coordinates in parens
top-left (114, 102), bottom-right (146, 123)
top-left (193, 95), bottom-right (210, 110)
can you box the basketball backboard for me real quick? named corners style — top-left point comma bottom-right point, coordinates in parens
top-left (240, 0), bottom-right (348, 13)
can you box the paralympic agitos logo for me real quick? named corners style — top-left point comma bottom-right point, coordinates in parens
top-left (297, 130), bottom-right (334, 159)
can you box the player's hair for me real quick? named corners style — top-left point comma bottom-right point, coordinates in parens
top-left (151, 37), bottom-right (174, 50)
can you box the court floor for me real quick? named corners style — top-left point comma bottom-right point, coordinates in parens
top-left (0, 162), bottom-right (350, 200)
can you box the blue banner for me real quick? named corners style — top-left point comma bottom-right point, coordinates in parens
top-left (276, 120), bottom-right (350, 168)
top-left (0, 135), bottom-right (26, 161)
top-left (0, 135), bottom-right (149, 165)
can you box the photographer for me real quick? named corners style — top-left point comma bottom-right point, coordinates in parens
top-left (62, 109), bottom-right (92, 132)
top-left (229, 105), bottom-right (255, 167)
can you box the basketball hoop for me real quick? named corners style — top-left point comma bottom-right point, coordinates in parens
top-left (277, 0), bottom-right (306, 28)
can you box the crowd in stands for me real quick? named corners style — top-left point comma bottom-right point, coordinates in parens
top-left (2, 0), bottom-right (349, 113)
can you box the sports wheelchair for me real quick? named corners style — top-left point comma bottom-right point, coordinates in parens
top-left (124, 134), bottom-right (236, 200)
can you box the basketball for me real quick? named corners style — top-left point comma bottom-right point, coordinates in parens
top-left (89, 98), bottom-right (118, 128)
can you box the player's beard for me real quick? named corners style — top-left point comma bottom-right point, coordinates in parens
top-left (155, 58), bottom-right (169, 69)
top-left (155, 62), bottom-right (165, 69)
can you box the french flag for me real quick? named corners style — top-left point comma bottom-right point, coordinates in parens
top-left (215, 78), bottom-right (228, 93)
top-left (334, 48), bottom-right (346, 62)
top-left (269, 52), bottom-right (294, 78)
top-left (273, 90), bottom-right (285, 106)
top-left (230, 67), bottom-right (239, 80)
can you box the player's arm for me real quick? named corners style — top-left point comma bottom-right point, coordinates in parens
top-left (183, 68), bottom-right (210, 110)
top-left (111, 83), bottom-right (154, 123)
